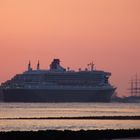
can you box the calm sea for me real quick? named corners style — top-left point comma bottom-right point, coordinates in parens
top-left (0, 103), bottom-right (140, 131)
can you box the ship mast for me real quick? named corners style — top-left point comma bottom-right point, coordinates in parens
top-left (130, 78), bottom-right (134, 96)
top-left (37, 60), bottom-right (40, 70)
top-left (88, 62), bottom-right (94, 71)
top-left (28, 61), bottom-right (32, 71)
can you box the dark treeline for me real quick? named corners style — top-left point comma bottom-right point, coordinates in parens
top-left (0, 129), bottom-right (140, 140)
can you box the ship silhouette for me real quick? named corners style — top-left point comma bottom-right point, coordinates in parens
top-left (0, 59), bottom-right (116, 102)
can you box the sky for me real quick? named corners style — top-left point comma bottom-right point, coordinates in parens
top-left (0, 0), bottom-right (140, 97)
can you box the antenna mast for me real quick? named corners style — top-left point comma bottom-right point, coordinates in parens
top-left (88, 62), bottom-right (94, 71)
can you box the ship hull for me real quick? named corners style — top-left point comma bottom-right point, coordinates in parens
top-left (1, 88), bottom-right (115, 102)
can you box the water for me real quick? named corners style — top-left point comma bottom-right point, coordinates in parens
top-left (0, 103), bottom-right (140, 131)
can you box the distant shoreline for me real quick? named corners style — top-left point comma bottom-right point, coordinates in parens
top-left (0, 115), bottom-right (140, 120)
top-left (0, 129), bottom-right (140, 140)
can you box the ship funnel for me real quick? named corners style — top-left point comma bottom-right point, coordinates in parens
top-left (50, 59), bottom-right (66, 72)
top-left (50, 59), bottom-right (60, 70)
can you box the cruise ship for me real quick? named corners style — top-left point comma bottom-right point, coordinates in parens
top-left (0, 59), bottom-right (116, 102)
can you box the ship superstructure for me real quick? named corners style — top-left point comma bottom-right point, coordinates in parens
top-left (0, 59), bottom-right (116, 102)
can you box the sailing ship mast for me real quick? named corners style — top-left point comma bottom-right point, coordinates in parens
top-left (129, 74), bottom-right (140, 97)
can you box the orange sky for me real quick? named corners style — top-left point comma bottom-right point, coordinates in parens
top-left (0, 0), bottom-right (140, 96)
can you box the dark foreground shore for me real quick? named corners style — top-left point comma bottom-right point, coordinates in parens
top-left (0, 129), bottom-right (140, 140)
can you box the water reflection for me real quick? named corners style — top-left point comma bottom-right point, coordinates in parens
top-left (0, 103), bottom-right (140, 131)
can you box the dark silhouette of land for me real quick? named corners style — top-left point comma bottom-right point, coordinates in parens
top-left (0, 129), bottom-right (140, 140)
